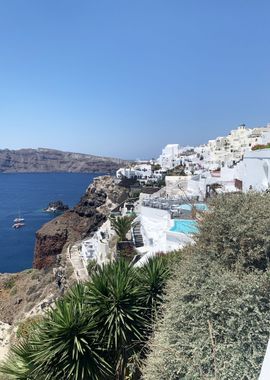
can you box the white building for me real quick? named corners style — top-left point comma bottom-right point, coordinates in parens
top-left (157, 144), bottom-right (181, 170)
top-left (212, 148), bottom-right (270, 192)
top-left (116, 164), bottom-right (152, 179)
top-left (204, 125), bottom-right (270, 168)
top-left (241, 149), bottom-right (270, 192)
top-left (80, 220), bottom-right (115, 265)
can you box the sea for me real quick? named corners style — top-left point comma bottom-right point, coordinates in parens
top-left (0, 173), bottom-right (101, 273)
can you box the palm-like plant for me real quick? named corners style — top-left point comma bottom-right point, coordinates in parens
top-left (0, 339), bottom-right (37, 380)
top-left (86, 259), bottom-right (147, 378)
top-left (65, 282), bottom-right (88, 305)
top-left (30, 300), bottom-right (111, 380)
top-left (137, 256), bottom-right (170, 318)
top-left (0, 258), bottom-right (171, 380)
top-left (1, 298), bottom-right (111, 380)
top-left (110, 216), bottom-right (133, 241)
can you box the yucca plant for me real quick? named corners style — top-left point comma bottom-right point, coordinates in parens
top-left (86, 259), bottom-right (147, 378)
top-left (137, 256), bottom-right (170, 316)
top-left (31, 299), bottom-right (111, 380)
top-left (0, 339), bottom-right (37, 380)
top-left (1, 298), bottom-right (111, 380)
top-left (110, 216), bottom-right (133, 241)
top-left (65, 282), bottom-right (88, 305)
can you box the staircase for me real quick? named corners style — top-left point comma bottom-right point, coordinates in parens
top-left (132, 221), bottom-right (144, 248)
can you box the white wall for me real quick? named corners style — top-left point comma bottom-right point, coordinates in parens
top-left (242, 149), bottom-right (270, 191)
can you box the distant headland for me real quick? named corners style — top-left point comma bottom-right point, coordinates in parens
top-left (0, 148), bottom-right (129, 173)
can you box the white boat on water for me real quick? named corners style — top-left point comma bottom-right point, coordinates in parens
top-left (14, 217), bottom-right (25, 223)
top-left (12, 222), bottom-right (25, 229)
top-left (13, 211), bottom-right (25, 228)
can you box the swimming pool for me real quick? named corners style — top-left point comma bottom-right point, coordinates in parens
top-left (179, 203), bottom-right (208, 212)
top-left (170, 219), bottom-right (199, 234)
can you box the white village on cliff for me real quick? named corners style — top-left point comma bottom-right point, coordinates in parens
top-left (75, 123), bottom-right (270, 272)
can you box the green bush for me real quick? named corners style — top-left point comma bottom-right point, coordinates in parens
top-left (87, 259), bottom-right (98, 275)
top-left (143, 253), bottom-right (270, 380)
top-left (197, 192), bottom-right (270, 271)
top-left (3, 278), bottom-right (15, 289)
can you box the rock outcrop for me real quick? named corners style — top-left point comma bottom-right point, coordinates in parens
top-left (44, 201), bottom-right (69, 213)
top-left (33, 176), bottom-right (129, 269)
top-left (0, 148), bottom-right (129, 173)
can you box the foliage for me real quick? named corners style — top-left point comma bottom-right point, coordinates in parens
top-left (1, 257), bottom-right (169, 380)
top-left (166, 164), bottom-right (186, 176)
top-left (1, 298), bottom-right (111, 380)
top-left (137, 256), bottom-right (170, 315)
top-left (143, 253), bottom-right (270, 380)
top-left (252, 143), bottom-right (270, 150)
top-left (196, 192), bottom-right (270, 271)
top-left (86, 259), bottom-right (147, 378)
top-left (117, 245), bottom-right (137, 262)
top-left (87, 259), bottom-right (98, 276)
top-left (110, 215), bottom-right (133, 241)
top-left (151, 164), bottom-right (161, 172)
top-left (3, 278), bottom-right (16, 289)
top-left (16, 316), bottom-right (43, 340)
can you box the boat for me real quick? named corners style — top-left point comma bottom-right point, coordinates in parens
top-left (14, 217), bottom-right (25, 223)
top-left (13, 209), bottom-right (25, 225)
top-left (12, 222), bottom-right (25, 229)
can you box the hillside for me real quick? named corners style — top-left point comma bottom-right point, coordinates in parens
top-left (0, 148), bottom-right (128, 173)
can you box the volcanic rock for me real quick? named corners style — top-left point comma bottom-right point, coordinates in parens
top-left (33, 176), bottom-right (129, 269)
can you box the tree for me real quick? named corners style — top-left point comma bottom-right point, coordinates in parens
top-left (110, 216), bottom-right (133, 241)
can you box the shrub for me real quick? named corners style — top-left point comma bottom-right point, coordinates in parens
top-left (87, 259), bottom-right (98, 275)
top-left (197, 192), bottom-right (270, 271)
top-left (3, 278), bottom-right (16, 290)
top-left (252, 143), bottom-right (270, 150)
top-left (143, 253), bottom-right (270, 380)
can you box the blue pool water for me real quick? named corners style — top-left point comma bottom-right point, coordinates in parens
top-left (170, 219), bottom-right (199, 234)
top-left (180, 203), bottom-right (208, 211)
top-left (0, 173), bottom-right (102, 273)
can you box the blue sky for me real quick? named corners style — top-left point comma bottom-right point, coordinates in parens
top-left (0, 0), bottom-right (269, 159)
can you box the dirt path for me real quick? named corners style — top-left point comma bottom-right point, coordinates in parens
top-left (68, 244), bottom-right (89, 283)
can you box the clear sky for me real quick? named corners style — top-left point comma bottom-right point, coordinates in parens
top-left (0, 0), bottom-right (270, 159)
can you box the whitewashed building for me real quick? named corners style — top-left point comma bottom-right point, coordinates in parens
top-left (157, 144), bottom-right (181, 170)
top-left (241, 149), bottom-right (270, 191)
top-left (80, 220), bottom-right (114, 265)
top-left (116, 164), bottom-right (152, 179)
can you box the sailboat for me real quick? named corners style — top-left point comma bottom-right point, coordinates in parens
top-left (12, 211), bottom-right (25, 229)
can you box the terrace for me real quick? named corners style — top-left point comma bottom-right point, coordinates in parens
top-left (142, 196), bottom-right (207, 219)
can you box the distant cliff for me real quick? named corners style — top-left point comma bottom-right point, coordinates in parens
top-left (0, 148), bottom-right (128, 173)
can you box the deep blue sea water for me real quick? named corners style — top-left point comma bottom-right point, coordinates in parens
top-left (0, 173), bottom-right (101, 273)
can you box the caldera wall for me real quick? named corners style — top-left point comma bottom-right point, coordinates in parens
top-left (33, 176), bottom-right (129, 269)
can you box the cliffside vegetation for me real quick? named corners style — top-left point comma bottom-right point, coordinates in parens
top-left (0, 257), bottom-right (169, 380)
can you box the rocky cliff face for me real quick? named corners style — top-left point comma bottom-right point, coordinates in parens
top-left (33, 176), bottom-right (129, 269)
top-left (0, 148), bottom-right (128, 173)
